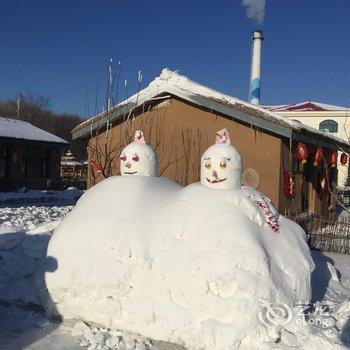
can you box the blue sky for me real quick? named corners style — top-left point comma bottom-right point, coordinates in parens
top-left (1, 0), bottom-right (350, 117)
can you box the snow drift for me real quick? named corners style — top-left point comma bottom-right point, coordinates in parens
top-left (44, 175), bottom-right (314, 349)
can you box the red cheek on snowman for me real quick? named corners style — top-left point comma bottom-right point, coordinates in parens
top-left (132, 154), bottom-right (139, 162)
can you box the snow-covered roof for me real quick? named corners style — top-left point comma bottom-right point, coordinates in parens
top-left (264, 101), bottom-right (350, 112)
top-left (61, 160), bottom-right (84, 166)
top-left (72, 69), bottom-right (350, 150)
top-left (0, 117), bottom-right (68, 145)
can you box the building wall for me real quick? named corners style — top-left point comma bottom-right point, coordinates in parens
top-left (278, 111), bottom-right (350, 187)
top-left (0, 140), bottom-right (62, 191)
top-left (88, 98), bottom-right (283, 208)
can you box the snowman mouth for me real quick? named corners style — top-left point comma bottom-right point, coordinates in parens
top-left (206, 177), bottom-right (227, 184)
top-left (124, 171), bottom-right (138, 175)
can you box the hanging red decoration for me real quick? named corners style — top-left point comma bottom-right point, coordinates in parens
top-left (90, 159), bottom-right (102, 173)
top-left (340, 153), bottom-right (348, 166)
top-left (329, 150), bottom-right (338, 168)
top-left (283, 171), bottom-right (294, 198)
top-left (320, 177), bottom-right (327, 195)
top-left (296, 143), bottom-right (308, 164)
top-left (313, 147), bottom-right (323, 166)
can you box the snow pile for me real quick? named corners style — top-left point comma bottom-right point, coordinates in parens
top-left (45, 174), bottom-right (314, 349)
top-left (0, 204), bottom-right (73, 306)
top-left (71, 321), bottom-right (156, 350)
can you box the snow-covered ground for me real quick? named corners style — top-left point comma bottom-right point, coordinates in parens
top-left (0, 197), bottom-right (76, 350)
top-left (0, 191), bottom-right (350, 349)
top-left (0, 188), bottom-right (83, 207)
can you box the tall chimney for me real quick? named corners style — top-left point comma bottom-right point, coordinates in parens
top-left (249, 30), bottom-right (264, 105)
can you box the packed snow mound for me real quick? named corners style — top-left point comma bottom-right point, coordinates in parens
top-left (44, 176), bottom-right (314, 349)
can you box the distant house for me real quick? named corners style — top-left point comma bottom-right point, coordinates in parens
top-left (0, 117), bottom-right (68, 191)
top-left (71, 69), bottom-right (350, 218)
top-left (264, 101), bottom-right (350, 187)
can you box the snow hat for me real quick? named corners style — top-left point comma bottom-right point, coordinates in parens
top-left (200, 128), bottom-right (242, 190)
top-left (119, 130), bottom-right (158, 177)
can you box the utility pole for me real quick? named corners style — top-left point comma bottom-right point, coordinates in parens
top-left (16, 97), bottom-right (20, 119)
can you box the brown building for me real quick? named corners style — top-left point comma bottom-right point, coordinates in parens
top-left (0, 117), bottom-right (68, 191)
top-left (72, 69), bottom-right (350, 217)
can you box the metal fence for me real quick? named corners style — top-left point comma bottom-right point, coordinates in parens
top-left (290, 213), bottom-right (350, 254)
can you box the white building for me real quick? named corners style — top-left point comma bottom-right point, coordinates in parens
top-left (264, 101), bottom-right (350, 187)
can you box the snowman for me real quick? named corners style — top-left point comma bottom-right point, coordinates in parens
top-left (201, 129), bottom-right (280, 233)
top-left (200, 128), bottom-right (242, 190)
top-left (119, 130), bottom-right (158, 177)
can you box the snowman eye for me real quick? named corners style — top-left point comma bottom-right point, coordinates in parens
top-left (220, 161), bottom-right (227, 169)
top-left (119, 155), bottom-right (126, 161)
top-left (132, 154), bottom-right (139, 162)
top-left (205, 161), bottom-right (211, 169)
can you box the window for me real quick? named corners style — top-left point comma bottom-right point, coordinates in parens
top-left (0, 146), bottom-right (9, 178)
top-left (319, 120), bottom-right (338, 133)
top-left (21, 147), bottom-right (49, 178)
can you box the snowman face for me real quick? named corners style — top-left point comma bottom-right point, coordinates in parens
top-left (200, 129), bottom-right (242, 190)
top-left (119, 131), bottom-right (158, 177)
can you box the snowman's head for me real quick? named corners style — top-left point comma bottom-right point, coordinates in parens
top-left (119, 130), bottom-right (158, 177)
top-left (200, 129), bottom-right (242, 190)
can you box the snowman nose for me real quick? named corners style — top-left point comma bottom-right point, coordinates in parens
top-left (125, 162), bottom-right (132, 169)
top-left (212, 170), bottom-right (218, 178)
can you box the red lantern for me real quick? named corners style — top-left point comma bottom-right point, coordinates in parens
top-left (313, 147), bottom-right (323, 166)
top-left (283, 171), bottom-right (294, 198)
top-left (329, 150), bottom-right (338, 168)
top-left (296, 143), bottom-right (308, 164)
top-left (340, 153), bottom-right (348, 166)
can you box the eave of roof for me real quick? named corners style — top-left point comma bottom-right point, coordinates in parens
top-left (0, 136), bottom-right (67, 147)
top-left (72, 69), bottom-right (350, 152)
top-left (270, 110), bottom-right (350, 117)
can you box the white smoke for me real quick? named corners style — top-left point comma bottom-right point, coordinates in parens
top-left (242, 0), bottom-right (265, 24)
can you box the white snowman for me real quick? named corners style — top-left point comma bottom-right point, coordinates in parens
top-left (200, 128), bottom-right (242, 190)
top-left (201, 129), bottom-right (280, 233)
top-left (119, 130), bottom-right (158, 177)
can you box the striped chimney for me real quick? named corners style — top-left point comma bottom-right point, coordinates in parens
top-left (249, 30), bottom-right (264, 105)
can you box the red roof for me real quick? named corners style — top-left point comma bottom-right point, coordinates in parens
top-left (264, 101), bottom-right (349, 112)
